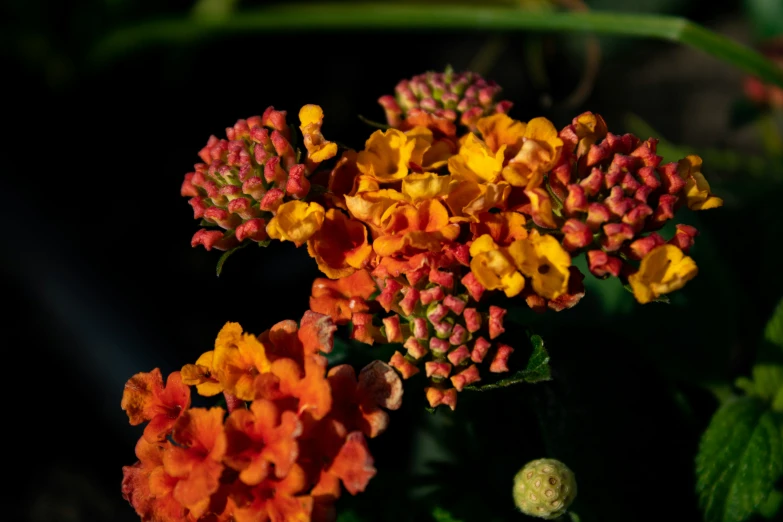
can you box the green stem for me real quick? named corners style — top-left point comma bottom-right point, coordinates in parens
top-left (90, 4), bottom-right (783, 88)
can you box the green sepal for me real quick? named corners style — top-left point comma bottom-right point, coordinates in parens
top-left (216, 240), bottom-right (248, 277)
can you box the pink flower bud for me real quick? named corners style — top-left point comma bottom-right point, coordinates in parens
top-left (235, 218), bottom-right (268, 243)
top-left (181, 173), bottom-right (200, 197)
top-left (605, 186), bottom-right (635, 218)
top-left (463, 308), bottom-right (482, 333)
top-left (429, 269), bottom-right (455, 290)
top-left (447, 345), bottom-right (471, 366)
top-left (631, 139), bottom-right (662, 167)
top-left (562, 219), bottom-right (593, 251)
top-left (601, 223), bottom-right (635, 251)
top-left (413, 317), bottom-right (429, 340)
top-left (191, 229), bottom-right (237, 251)
top-left (450, 364), bottom-right (481, 391)
top-left (432, 319), bottom-right (453, 338)
top-left (587, 250), bottom-right (622, 278)
top-left (461, 272), bottom-right (485, 302)
top-left (425, 361), bottom-right (452, 379)
top-left (404, 337), bottom-right (428, 359)
top-left (627, 233), bottom-right (665, 260)
top-left (449, 324), bottom-right (468, 345)
top-left (259, 188), bottom-right (285, 213)
top-left (390, 351), bottom-right (419, 379)
top-left (622, 203), bottom-right (653, 232)
top-left (399, 287), bottom-right (420, 316)
top-left (429, 337), bottom-right (450, 356)
top-left (659, 162), bottom-right (686, 194)
top-left (565, 185), bottom-right (588, 215)
top-left (427, 303), bottom-right (448, 323)
top-left (377, 279), bottom-right (403, 312)
top-left (204, 207), bottom-right (241, 230)
top-left (471, 337), bottom-right (491, 363)
top-left (605, 155), bottom-right (639, 188)
top-left (489, 306), bottom-right (506, 340)
top-left (636, 166), bottom-right (661, 190)
top-left (650, 194), bottom-right (678, 228)
top-left (188, 197), bottom-right (208, 219)
top-left (228, 197), bottom-right (260, 220)
top-left (285, 164), bottom-right (310, 199)
top-left (425, 387), bottom-right (457, 411)
top-left (586, 203), bottom-right (611, 231)
top-left (669, 224), bottom-right (698, 253)
top-left (490, 344), bottom-right (514, 373)
top-left (443, 295), bottom-right (466, 315)
top-left (420, 286), bottom-right (446, 305)
top-left (242, 176), bottom-right (265, 200)
top-left (383, 315), bottom-right (403, 343)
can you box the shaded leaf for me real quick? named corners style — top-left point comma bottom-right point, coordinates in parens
top-left (90, 6), bottom-right (783, 88)
top-left (432, 506), bottom-right (463, 522)
top-left (696, 398), bottom-right (783, 522)
top-left (765, 298), bottom-right (783, 349)
top-left (358, 114), bottom-right (390, 129)
top-left (757, 489), bottom-right (783, 519)
top-left (465, 335), bottom-right (551, 391)
top-left (735, 365), bottom-right (783, 403)
top-left (215, 242), bottom-right (248, 277)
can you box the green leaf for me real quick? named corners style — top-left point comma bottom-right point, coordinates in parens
top-left (465, 335), bottom-right (550, 391)
top-left (696, 398), bottom-right (783, 522)
top-left (215, 242), bottom-right (248, 277)
top-left (90, 5), bottom-right (783, 88)
top-left (744, 0), bottom-right (783, 41)
top-left (764, 298), bottom-right (783, 350)
top-left (432, 507), bottom-right (463, 522)
top-left (757, 489), bottom-right (783, 519)
top-left (735, 365), bottom-right (783, 403)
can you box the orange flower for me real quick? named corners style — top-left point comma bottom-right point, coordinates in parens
top-left (307, 209), bottom-right (373, 279)
top-left (372, 199), bottom-right (461, 256)
top-left (122, 437), bottom-right (186, 522)
top-left (501, 117), bottom-right (563, 189)
top-left (444, 174), bottom-right (511, 222)
top-left (470, 211), bottom-right (528, 246)
top-left (476, 113), bottom-right (527, 156)
top-left (233, 464), bottom-right (314, 522)
top-left (163, 407), bottom-right (227, 518)
top-left (181, 351), bottom-right (222, 397)
top-left (344, 188), bottom-right (408, 237)
top-left (224, 399), bottom-right (302, 485)
top-left (212, 322), bottom-right (272, 401)
top-left (121, 369), bottom-right (190, 442)
top-left (309, 269), bottom-right (378, 325)
top-left (326, 432), bottom-right (377, 495)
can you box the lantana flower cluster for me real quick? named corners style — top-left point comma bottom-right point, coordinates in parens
top-left (178, 69), bottom-right (722, 410)
top-left (121, 311), bottom-right (402, 522)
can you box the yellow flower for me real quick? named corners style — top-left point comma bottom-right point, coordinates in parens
top-left (572, 112), bottom-right (607, 157)
top-left (266, 200), bottom-right (325, 246)
top-left (344, 189), bottom-right (409, 235)
top-left (298, 104), bottom-right (338, 163)
top-left (212, 322), bottom-right (272, 401)
top-left (476, 113), bottom-right (527, 155)
top-left (356, 128), bottom-right (417, 182)
top-left (508, 230), bottom-right (571, 299)
top-left (628, 244), bottom-right (698, 304)
top-left (469, 234), bottom-right (526, 297)
top-left (405, 126), bottom-right (453, 170)
top-left (181, 351), bottom-right (222, 397)
top-left (448, 133), bottom-right (506, 183)
top-left (678, 155), bottom-right (723, 210)
top-left (502, 117), bottom-right (563, 189)
top-left (402, 172), bottom-right (454, 201)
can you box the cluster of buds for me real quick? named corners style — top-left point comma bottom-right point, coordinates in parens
top-left (181, 105), bottom-right (338, 251)
top-left (310, 254), bottom-right (517, 411)
top-left (541, 112), bottom-right (723, 303)
top-left (121, 312), bottom-right (401, 522)
top-left (377, 67), bottom-right (513, 137)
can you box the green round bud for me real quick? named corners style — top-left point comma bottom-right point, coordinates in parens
top-left (513, 458), bottom-right (577, 519)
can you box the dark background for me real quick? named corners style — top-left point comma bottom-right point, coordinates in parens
top-left (4, 0), bottom-right (783, 521)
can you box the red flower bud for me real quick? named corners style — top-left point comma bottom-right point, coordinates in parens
top-left (562, 219), bottom-right (593, 251)
top-left (490, 344), bottom-right (514, 373)
top-left (235, 218), bottom-right (268, 243)
top-left (587, 250), bottom-right (623, 278)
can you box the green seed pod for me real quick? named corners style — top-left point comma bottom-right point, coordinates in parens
top-left (513, 458), bottom-right (577, 519)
